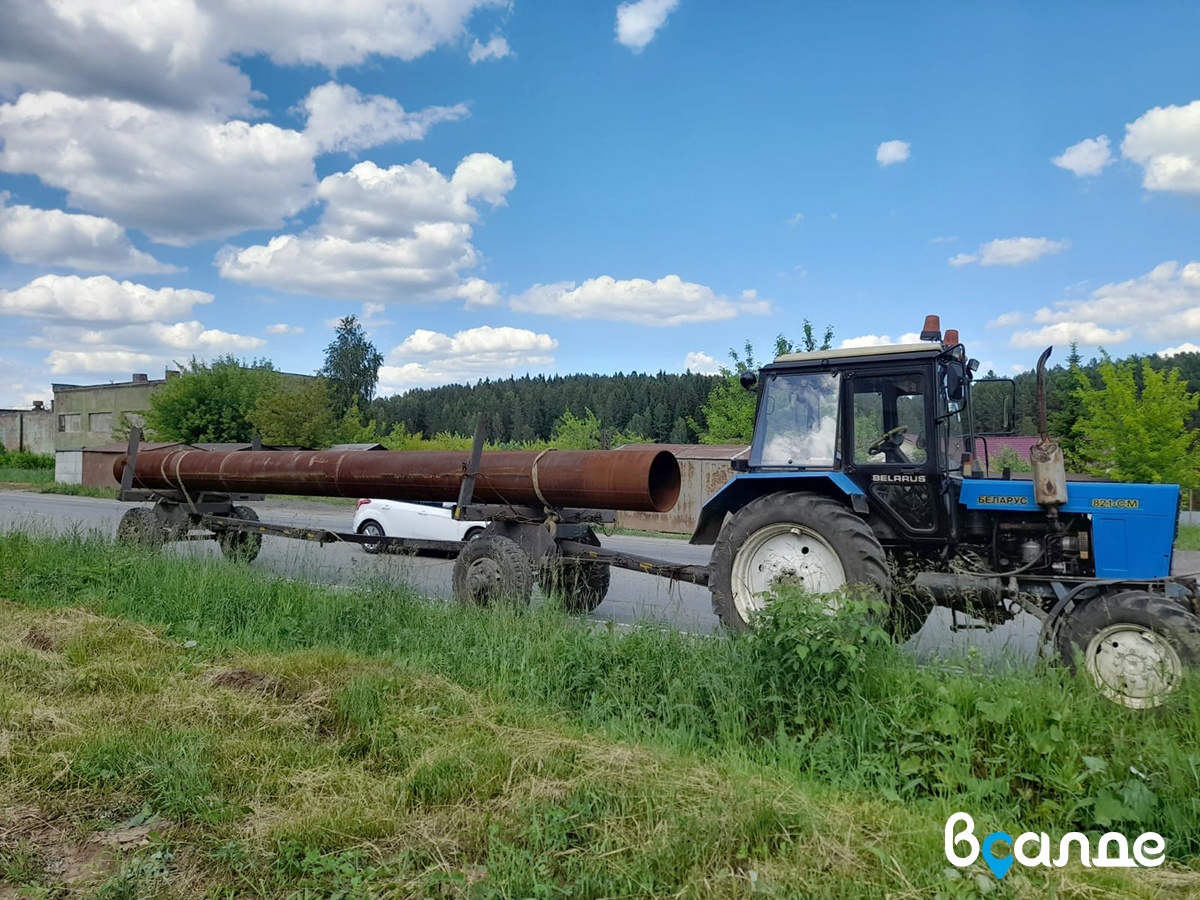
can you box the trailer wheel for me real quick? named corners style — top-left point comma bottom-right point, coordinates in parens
top-left (710, 492), bottom-right (890, 630)
top-left (116, 507), bottom-right (166, 548)
top-left (216, 506), bottom-right (263, 562)
top-left (537, 529), bottom-right (611, 613)
top-left (453, 535), bottom-right (533, 608)
top-left (1056, 589), bottom-right (1200, 709)
top-left (357, 520), bottom-right (386, 554)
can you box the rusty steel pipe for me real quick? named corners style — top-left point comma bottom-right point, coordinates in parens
top-left (114, 447), bottom-right (681, 513)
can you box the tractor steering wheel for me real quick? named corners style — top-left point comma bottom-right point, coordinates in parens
top-left (867, 425), bottom-right (908, 459)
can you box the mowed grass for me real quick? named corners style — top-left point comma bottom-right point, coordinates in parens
top-left (1, 531), bottom-right (1199, 897)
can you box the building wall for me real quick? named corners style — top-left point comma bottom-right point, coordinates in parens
top-left (55, 450), bottom-right (82, 484)
top-left (53, 380), bottom-right (162, 452)
top-left (0, 409), bottom-right (56, 455)
top-left (617, 456), bottom-right (739, 535)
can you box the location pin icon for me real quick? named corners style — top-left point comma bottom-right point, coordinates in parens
top-left (981, 832), bottom-right (1014, 879)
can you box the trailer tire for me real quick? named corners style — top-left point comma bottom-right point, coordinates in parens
top-left (537, 529), bottom-right (611, 613)
top-left (1056, 589), bottom-right (1200, 709)
top-left (216, 506), bottom-right (263, 562)
top-left (710, 492), bottom-right (890, 630)
top-left (453, 535), bottom-right (533, 609)
top-left (117, 507), bottom-right (166, 548)
top-left (357, 519), bottom-right (386, 554)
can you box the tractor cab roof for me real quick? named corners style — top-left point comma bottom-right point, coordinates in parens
top-left (769, 342), bottom-right (944, 369)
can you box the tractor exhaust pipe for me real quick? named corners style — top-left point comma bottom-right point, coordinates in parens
top-left (1030, 346), bottom-right (1068, 519)
top-left (114, 446), bottom-right (681, 513)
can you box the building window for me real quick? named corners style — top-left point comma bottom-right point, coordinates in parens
top-left (89, 412), bottom-right (113, 433)
top-left (58, 414), bottom-right (82, 433)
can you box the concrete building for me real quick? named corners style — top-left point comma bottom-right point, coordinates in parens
top-left (615, 444), bottom-right (749, 535)
top-left (0, 401), bottom-right (56, 455)
top-left (52, 372), bottom-right (174, 452)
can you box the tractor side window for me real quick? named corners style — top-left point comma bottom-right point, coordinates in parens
top-left (754, 372), bottom-right (841, 467)
top-left (851, 373), bottom-right (928, 465)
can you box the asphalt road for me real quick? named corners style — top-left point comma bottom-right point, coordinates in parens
top-left (4, 490), bottom-right (1195, 665)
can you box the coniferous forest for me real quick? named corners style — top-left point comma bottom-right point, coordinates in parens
top-left (370, 371), bottom-right (720, 444)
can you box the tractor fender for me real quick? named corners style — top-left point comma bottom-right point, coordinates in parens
top-left (689, 472), bottom-right (866, 545)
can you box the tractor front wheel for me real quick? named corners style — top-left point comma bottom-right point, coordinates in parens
top-left (1056, 589), bottom-right (1200, 709)
top-left (710, 492), bottom-right (890, 630)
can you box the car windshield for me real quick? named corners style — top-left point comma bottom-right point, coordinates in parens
top-left (752, 371), bottom-right (841, 467)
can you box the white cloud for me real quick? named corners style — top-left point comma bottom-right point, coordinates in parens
top-left (616, 0), bottom-right (679, 51)
top-left (1122, 100), bottom-right (1200, 196)
top-left (217, 154), bottom-right (515, 303)
top-left (998, 261), bottom-right (1200, 349)
top-left (0, 0), bottom-right (504, 115)
top-left (683, 351), bottom-right (720, 374)
top-left (0, 196), bottom-right (176, 274)
top-left (786, 212), bottom-right (804, 226)
top-left (838, 333), bottom-right (922, 349)
top-left (380, 325), bottom-right (558, 394)
top-left (1009, 322), bottom-right (1132, 349)
top-left (948, 237), bottom-right (1070, 268)
top-left (1030, 261), bottom-right (1200, 339)
top-left (301, 82), bottom-right (469, 155)
top-left (44, 349), bottom-right (159, 376)
top-left (1159, 342), bottom-right (1200, 358)
top-left (987, 312), bottom-right (1024, 328)
top-left (469, 35), bottom-right (512, 63)
top-left (876, 140), bottom-right (910, 166)
top-left (0, 274), bottom-right (210, 322)
top-left (511, 275), bottom-right (770, 326)
top-left (0, 92), bottom-right (316, 246)
top-left (266, 323), bottom-right (304, 335)
top-left (930, 236), bottom-right (958, 244)
top-left (1051, 135), bottom-right (1113, 177)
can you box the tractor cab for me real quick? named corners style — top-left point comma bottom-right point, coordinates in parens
top-left (739, 320), bottom-right (974, 551)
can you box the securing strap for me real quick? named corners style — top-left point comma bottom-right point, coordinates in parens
top-left (530, 448), bottom-right (555, 508)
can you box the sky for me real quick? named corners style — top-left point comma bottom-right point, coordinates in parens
top-left (0, 1), bottom-right (1198, 408)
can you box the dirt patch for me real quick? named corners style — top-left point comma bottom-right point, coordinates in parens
top-left (1, 806), bottom-right (172, 892)
top-left (20, 628), bottom-right (58, 653)
top-left (208, 667), bottom-right (280, 694)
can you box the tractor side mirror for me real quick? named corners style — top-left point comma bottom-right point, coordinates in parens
top-left (946, 361), bottom-right (966, 402)
top-left (739, 371), bottom-right (759, 391)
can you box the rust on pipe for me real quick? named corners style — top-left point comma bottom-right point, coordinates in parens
top-left (114, 447), bottom-right (681, 513)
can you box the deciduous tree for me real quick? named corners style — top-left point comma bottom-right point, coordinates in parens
top-left (144, 356), bottom-right (279, 443)
top-left (321, 316), bottom-right (384, 416)
top-left (247, 377), bottom-right (338, 448)
top-left (1072, 356), bottom-right (1200, 488)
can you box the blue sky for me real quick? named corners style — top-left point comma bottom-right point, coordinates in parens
top-left (1, 1), bottom-right (1198, 407)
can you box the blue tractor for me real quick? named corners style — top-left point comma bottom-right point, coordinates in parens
top-left (693, 316), bottom-right (1200, 709)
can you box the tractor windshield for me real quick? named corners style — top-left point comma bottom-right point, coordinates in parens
top-left (752, 371), bottom-right (841, 468)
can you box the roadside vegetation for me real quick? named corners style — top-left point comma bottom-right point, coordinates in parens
top-left (1, 530), bottom-right (1198, 897)
top-left (0, 450), bottom-right (54, 487)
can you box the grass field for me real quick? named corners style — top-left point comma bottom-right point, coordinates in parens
top-left (1, 531), bottom-right (1198, 897)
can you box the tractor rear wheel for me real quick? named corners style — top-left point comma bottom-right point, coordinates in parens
top-left (710, 492), bottom-right (890, 630)
top-left (452, 535), bottom-right (533, 609)
top-left (1056, 589), bottom-right (1200, 709)
top-left (216, 506), bottom-right (263, 562)
top-left (537, 528), bottom-right (611, 613)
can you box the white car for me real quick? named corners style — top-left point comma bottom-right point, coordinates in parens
top-left (352, 499), bottom-right (485, 553)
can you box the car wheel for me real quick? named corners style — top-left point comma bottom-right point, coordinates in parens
top-left (358, 519), bottom-right (386, 554)
top-left (464, 527), bottom-right (485, 542)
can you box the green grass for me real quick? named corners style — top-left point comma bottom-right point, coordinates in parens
top-left (1177, 523), bottom-right (1200, 551)
top-left (0, 467), bottom-right (53, 484)
top-left (0, 532), bottom-right (1198, 897)
top-left (36, 482), bottom-right (119, 498)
